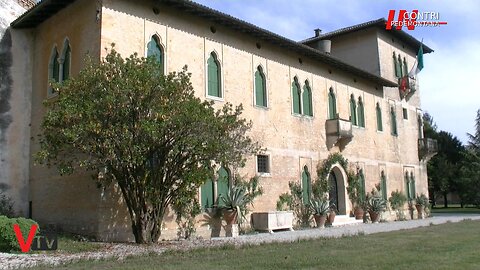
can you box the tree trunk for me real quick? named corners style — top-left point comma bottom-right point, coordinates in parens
top-left (443, 192), bottom-right (448, 208)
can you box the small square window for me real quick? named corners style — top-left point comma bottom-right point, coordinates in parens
top-left (257, 155), bottom-right (270, 173)
top-left (403, 108), bottom-right (408, 120)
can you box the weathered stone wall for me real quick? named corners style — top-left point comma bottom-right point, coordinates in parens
top-left (0, 0), bottom-right (32, 216)
top-left (25, 0), bottom-right (430, 241)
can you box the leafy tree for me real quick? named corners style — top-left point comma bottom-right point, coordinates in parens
top-left (36, 47), bottom-right (258, 243)
top-left (424, 113), bottom-right (464, 207)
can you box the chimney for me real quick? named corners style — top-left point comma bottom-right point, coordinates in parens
top-left (314, 28), bottom-right (322, 37)
top-left (15, 0), bottom-right (36, 10)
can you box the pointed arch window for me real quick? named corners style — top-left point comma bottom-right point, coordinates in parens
top-left (217, 167), bottom-right (230, 207)
top-left (357, 97), bottom-right (365, 127)
top-left (328, 88), bottom-right (337, 119)
top-left (391, 106), bottom-right (398, 136)
top-left (48, 47), bottom-right (59, 96)
top-left (403, 57), bottom-right (408, 77)
top-left (254, 66), bottom-right (267, 107)
top-left (398, 54), bottom-right (403, 77)
top-left (61, 43), bottom-right (71, 81)
top-left (350, 95), bottom-right (357, 126)
top-left (292, 77), bottom-right (301, 114)
top-left (376, 103), bottom-right (383, 131)
top-left (394, 52), bottom-right (401, 78)
top-left (358, 169), bottom-right (366, 201)
top-left (405, 172), bottom-right (412, 200)
top-left (380, 171), bottom-right (387, 200)
top-left (301, 166), bottom-right (311, 205)
top-left (147, 35), bottom-right (164, 73)
top-left (410, 172), bottom-right (416, 199)
top-left (207, 52), bottom-right (221, 98)
top-left (302, 80), bottom-right (313, 116)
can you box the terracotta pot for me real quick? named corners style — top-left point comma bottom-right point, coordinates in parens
top-left (223, 209), bottom-right (237, 225)
top-left (415, 205), bottom-right (424, 219)
top-left (354, 208), bottom-right (364, 220)
top-left (327, 211), bottom-right (336, 225)
top-left (369, 211), bottom-right (380, 223)
top-left (313, 214), bottom-right (327, 228)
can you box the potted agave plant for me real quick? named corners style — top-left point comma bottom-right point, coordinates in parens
top-left (220, 186), bottom-right (248, 225)
top-left (366, 191), bottom-right (387, 223)
top-left (415, 193), bottom-right (429, 219)
top-left (309, 198), bottom-right (330, 228)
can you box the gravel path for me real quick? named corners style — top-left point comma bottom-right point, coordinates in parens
top-left (1, 214), bottom-right (479, 269)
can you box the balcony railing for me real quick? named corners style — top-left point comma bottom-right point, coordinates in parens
top-left (326, 117), bottom-right (353, 148)
top-left (418, 138), bottom-right (438, 160)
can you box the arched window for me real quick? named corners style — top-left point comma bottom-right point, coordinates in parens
top-left (357, 97), bottom-right (365, 127)
top-left (302, 80), bottom-right (313, 116)
top-left (380, 171), bottom-right (387, 200)
top-left (358, 169), bottom-right (366, 201)
top-left (254, 66), bottom-right (267, 107)
top-left (200, 178), bottom-right (215, 210)
top-left (418, 114), bottom-right (423, 139)
top-left (393, 52), bottom-right (401, 78)
top-left (405, 172), bottom-right (412, 200)
top-left (301, 166), bottom-right (311, 204)
top-left (350, 95), bottom-right (357, 126)
top-left (410, 172), bottom-right (416, 199)
top-left (48, 47), bottom-right (59, 96)
top-left (61, 42), bottom-right (71, 82)
top-left (403, 57), bottom-right (408, 77)
top-left (217, 167), bottom-right (230, 207)
top-left (207, 52), bottom-right (221, 98)
top-left (391, 106), bottom-right (398, 136)
top-left (328, 88), bottom-right (337, 119)
top-left (376, 103), bottom-right (383, 131)
top-left (292, 77), bottom-right (301, 114)
top-left (147, 35), bottom-right (164, 73)
top-left (398, 54), bottom-right (403, 77)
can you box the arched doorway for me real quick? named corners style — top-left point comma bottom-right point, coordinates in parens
top-left (328, 165), bottom-right (348, 215)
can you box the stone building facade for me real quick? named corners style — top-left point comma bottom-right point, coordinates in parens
top-left (6, 0), bottom-right (435, 241)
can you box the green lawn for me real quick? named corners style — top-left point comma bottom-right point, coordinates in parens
top-left (432, 206), bottom-right (480, 214)
top-left (30, 220), bottom-right (480, 270)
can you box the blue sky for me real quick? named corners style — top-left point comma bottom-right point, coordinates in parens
top-left (194, 0), bottom-right (480, 144)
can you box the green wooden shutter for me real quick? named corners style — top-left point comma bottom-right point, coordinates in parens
top-left (350, 96), bottom-right (357, 125)
top-left (255, 69), bottom-right (266, 107)
top-left (217, 167), bottom-right (230, 207)
top-left (405, 174), bottom-right (411, 200)
top-left (398, 55), bottom-right (403, 77)
top-left (359, 172), bottom-right (366, 201)
top-left (53, 50), bottom-right (59, 82)
top-left (381, 175), bottom-right (387, 200)
top-left (328, 90), bottom-right (336, 119)
top-left (403, 58), bottom-right (408, 77)
top-left (62, 45), bottom-right (71, 81)
top-left (410, 174), bottom-right (416, 199)
top-left (292, 81), bottom-right (301, 114)
top-left (302, 84), bottom-right (312, 116)
top-left (302, 168), bottom-right (311, 205)
top-left (207, 54), bottom-right (221, 97)
top-left (391, 107), bottom-right (398, 136)
top-left (200, 178), bottom-right (214, 210)
top-left (376, 104), bottom-right (383, 131)
top-left (357, 99), bottom-right (365, 127)
top-left (147, 37), bottom-right (164, 74)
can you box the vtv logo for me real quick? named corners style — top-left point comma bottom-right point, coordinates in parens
top-left (13, 224), bottom-right (58, 252)
top-left (386, 10), bottom-right (419, 30)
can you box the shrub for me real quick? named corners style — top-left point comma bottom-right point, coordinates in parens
top-left (276, 181), bottom-right (312, 228)
top-left (0, 191), bottom-right (15, 218)
top-left (0, 216), bottom-right (39, 252)
top-left (389, 190), bottom-right (408, 221)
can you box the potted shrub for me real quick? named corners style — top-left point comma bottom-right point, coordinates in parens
top-left (388, 190), bottom-right (408, 221)
top-left (309, 198), bottom-right (330, 228)
top-left (346, 171), bottom-right (364, 220)
top-left (415, 193), bottom-right (429, 219)
top-left (327, 203), bottom-right (337, 226)
top-left (366, 191), bottom-right (386, 223)
top-left (220, 186), bottom-right (248, 225)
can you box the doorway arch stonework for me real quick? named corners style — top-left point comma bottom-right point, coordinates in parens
top-left (328, 164), bottom-right (351, 215)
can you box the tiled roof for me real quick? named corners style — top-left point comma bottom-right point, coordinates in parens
top-left (10, 0), bottom-right (398, 87)
top-left (301, 18), bottom-right (433, 54)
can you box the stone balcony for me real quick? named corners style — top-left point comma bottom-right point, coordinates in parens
top-left (418, 138), bottom-right (438, 160)
top-left (326, 117), bottom-right (353, 149)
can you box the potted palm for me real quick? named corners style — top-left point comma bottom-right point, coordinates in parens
top-left (366, 191), bottom-right (387, 223)
top-left (309, 198), bottom-right (330, 228)
top-left (220, 186), bottom-right (248, 225)
top-left (415, 193), bottom-right (429, 219)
